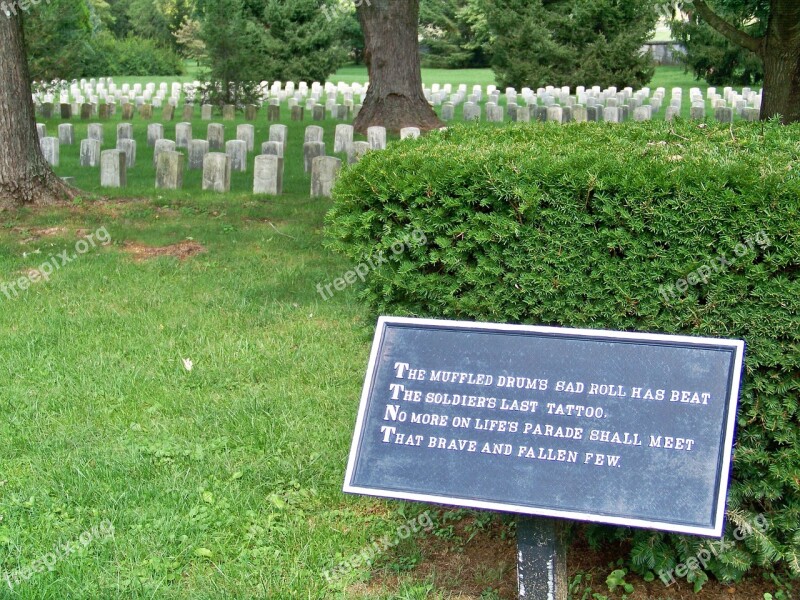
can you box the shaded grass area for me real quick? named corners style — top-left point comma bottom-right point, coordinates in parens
top-left (0, 193), bottom-right (379, 598)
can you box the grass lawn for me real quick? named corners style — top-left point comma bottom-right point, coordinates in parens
top-left (4, 105), bottom-right (536, 598)
top-left (331, 65), bottom-right (497, 89)
top-left (1, 66), bottom-right (783, 600)
top-left (0, 132), bottom-right (457, 598)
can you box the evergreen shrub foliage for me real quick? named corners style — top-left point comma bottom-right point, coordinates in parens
top-left (326, 120), bottom-right (800, 584)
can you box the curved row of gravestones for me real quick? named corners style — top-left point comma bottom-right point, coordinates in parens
top-left (34, 78), bottom-right (368, 123)
top-left (37, 122), bottom-right (420, 197)
top-left (35, 80), bottom-right (763, 125)
top-left (37, 99), bottom-right (356, 123)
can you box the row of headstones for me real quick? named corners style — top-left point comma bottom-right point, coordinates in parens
top-left (36, 82), bottom-right (765, 126)
top-left (38, 78), bottom-right (368, 108)
top-left (450, 85), bottom-right (761, 123)
top-left (42, 122), bottom-right (421, 197)
top-left (36, 100), bottom-right (361, 123)
top-left (38, 121), bottom-right (399, 168)
top-left (685, 85), bottom-right (762, 122)
top-left (35, 78), bottom-right (371, 122)
top-left (428, 83), bottom-right (658, 110)
top-left (454, 103), bottom-right (659, 123)
top-left (40, 78), bottom-right (765, 117)
top-left (97, 150), bottom-right (341, 197)
top-left (38, 95), bottom-right (759, 127)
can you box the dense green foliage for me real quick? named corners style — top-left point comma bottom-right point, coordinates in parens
top-left (197, 0), bottom-right (267, 104)
top-left (327, 121), bottom-right (800, 585)
top-left (86, 34), bottom-right (186, 76)
top-left (261, 0), bottom-right (348, 82)
top-left (24, 0), bottom-right (184, 79)
top-left (484, 0), bottom-right (658, 89)
top-left (24, 0), bottom-right (94, 80)
top-left (101, 0), bottom-right (195, 50)
top-left (419, 0), bottom-right (491, 68)
top-left (198, 0), bottom-right (347, 103)
top-left (671, 0), bottom-right (767, 86)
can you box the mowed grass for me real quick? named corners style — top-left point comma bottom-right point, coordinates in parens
top-left (0, 116), bottom-right (456, 597)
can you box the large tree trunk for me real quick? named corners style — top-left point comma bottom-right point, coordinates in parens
top-left (692, 0), bottom-right (800, 124)
top-left (760, 0), bottom-right (800, 124)
top-left (354, 0), bottom-right (442, 134)
top-left (0, 11), bottom-right (74, 210)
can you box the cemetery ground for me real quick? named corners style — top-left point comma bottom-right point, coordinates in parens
top-left (0, 68), bottom-right (794, 599)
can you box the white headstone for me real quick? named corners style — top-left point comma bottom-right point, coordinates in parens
top-left (40, 137), bottom-right (59, 167)
top-left (100, 149), bottom-right (126, 187)
top-left (400, 127), bottom-right (421, 140)
top-left (261, 141), bottom-right (284, 158)
top-left (187, 139), bottom-right (208, 171)
top-left (303, 141), bottom-right (326, 173)
top-left (253, 155), bottom-right (283, 195)
top-left (88, 123), bottom-right (104, 145)
top-left (226, 139), bottom-right (248, 172)
top-left (117, 122), bottom-right (133, 141)
top-left (153, 138), bottom-right (177, 167)
top-left (58, 124), bottom-right (74, 145)
top-left (207, 123), bottom-right (225, 151)
top-left (116, 138), bottom-right (137, 168)
top-left (147, 123), bottom-right (164, 147)
top-left (304, 125), bottom-right (324, 143)
top-left (202, 153), bottom-right (231, 192)
top-left (311, 156), bottom-right (342, 198)
top-left (367, 126), bottom-right (387, 150)
top-left (155, 150), bottom-right (185, 190)
top-left (236, 124), bottom-right (255, 152)
top-left (80, 139), bottom-right (101, 167)
top-left (175, 122), bottom-right (193, 149)
top-left (269, 124), bottom-right (288, 151)
top-left (334, 124), bottom-right (354, 153)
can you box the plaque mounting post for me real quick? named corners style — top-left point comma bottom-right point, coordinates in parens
top-left (516, 517), bottom-right (568, 600)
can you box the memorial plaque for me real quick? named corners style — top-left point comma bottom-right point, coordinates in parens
top-left (344, 317), bottom-right (745, 536)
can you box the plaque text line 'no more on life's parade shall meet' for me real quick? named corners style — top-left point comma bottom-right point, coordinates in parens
top-left (344, 317), bottom-right (745, 537)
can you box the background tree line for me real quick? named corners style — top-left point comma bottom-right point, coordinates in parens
top-left (24, 0), bottom-right (776, 92)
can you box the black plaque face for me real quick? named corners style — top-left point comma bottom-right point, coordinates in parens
top-left (344, 317), bottom-right (745, 537)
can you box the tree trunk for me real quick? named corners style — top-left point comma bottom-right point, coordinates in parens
top-left (0, 11), bottom-right (74, 211)
top-left (760, 0), bottom-right (800, 124)
top-left (354, 0), bottom-right (442, 134)
top-left (692, 0), bottom-right (800, 124)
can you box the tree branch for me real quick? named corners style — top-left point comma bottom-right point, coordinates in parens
top-left (690, 0), bottom-right (764, 55)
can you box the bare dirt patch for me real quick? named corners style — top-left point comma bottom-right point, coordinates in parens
top-left (14, 226), bottom-right (68, 244)
top-left (30, 226), bottom-right (67, 237)
top-left (154, 206), bottom-right (182, 218)
top-left (122, 240), bottom-right (206, 262)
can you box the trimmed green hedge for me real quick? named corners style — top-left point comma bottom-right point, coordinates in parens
top-left (326, 121), bottom-right (800, 585)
